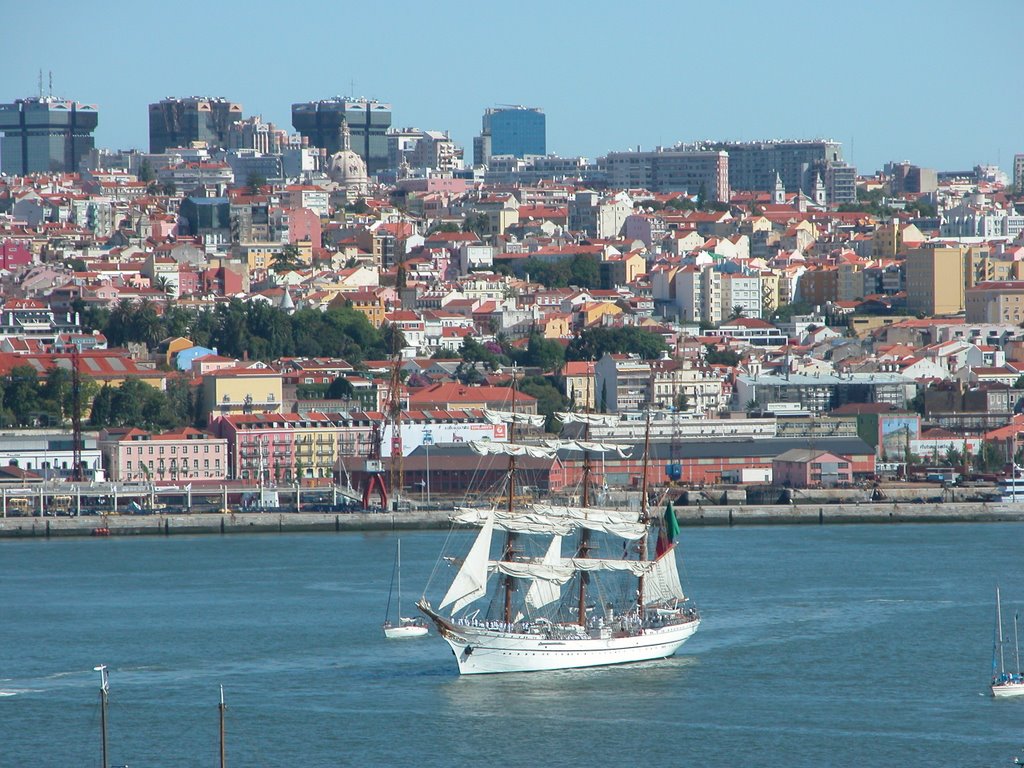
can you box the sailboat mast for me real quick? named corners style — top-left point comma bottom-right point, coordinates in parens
top-left (1015, 610), bottom-right (1021, 674)
top-left (503, 369), bottom-right (518, 625)
top-left (219, 684), bottom-right (227, 768)
top-left (397, 539), bottom-right (402, 613)
top-left (999, 586), bottom-right (1007, 674)
top-left (637, 408), bottom-right (653, 611)
top-left (94, 664), bottom-right (109, 768)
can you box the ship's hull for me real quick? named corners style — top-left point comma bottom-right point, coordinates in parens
top-left (430, 617), bottom-right (700, 674)
top-left (992, 680), bottom-right (1024, 698)
top-left (383, 623), bottom-right (429, 639)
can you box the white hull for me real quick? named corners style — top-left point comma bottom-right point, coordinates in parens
top-left (431, 618), bottom-right (700, 674)
top-left (383, 623), bottom-right (429, 639)
top-left (992, 680), bottom-right (1024, 698)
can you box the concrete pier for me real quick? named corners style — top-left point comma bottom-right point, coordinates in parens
top-left (1, 502), bottom-right (1023, 539)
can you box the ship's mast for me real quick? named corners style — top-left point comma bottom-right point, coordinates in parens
top-left (94, 664), bottom-right (109, 768)
top-left (503, 366), bottom-right (518, 625)
top-left (637, 407), bottom-right (652, 612)
top-left (576, 369), bottom-right (593, 626)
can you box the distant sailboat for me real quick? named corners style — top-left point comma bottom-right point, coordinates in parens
top-left (383, 540), bottom-right (428, 639)
top-left (991, 586), bottom-right (1024, 698)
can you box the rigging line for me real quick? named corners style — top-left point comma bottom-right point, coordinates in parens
top-left (422, 519), bottom-right (460, 597)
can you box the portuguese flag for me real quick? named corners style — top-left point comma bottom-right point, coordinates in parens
top-left (656, 500), bottom-right (680, 558)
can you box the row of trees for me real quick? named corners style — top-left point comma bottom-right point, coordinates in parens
top-left (0, 367), bottom-right (197, 432)
top-left (79, 299), bottom-right (394, 363)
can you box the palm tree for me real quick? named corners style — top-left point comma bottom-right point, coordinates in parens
top-left (729, 305), bottom-right (746, 321)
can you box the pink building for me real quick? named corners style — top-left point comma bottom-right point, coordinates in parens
top-left (287, 207), bottom-right (322, 249)
top-left (772, 449), bottom-right (854, 488)
top-left (99, 427), bottom-right (227, 482)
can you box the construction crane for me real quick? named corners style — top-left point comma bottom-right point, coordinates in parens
top-left (386, 321), bottom-right (404, 508)
top-left (71, 345), bottom-right (83, 482)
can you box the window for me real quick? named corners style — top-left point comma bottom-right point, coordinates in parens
top-left (148, 446), bottom-right (154, 455)
top-left (204, 460), bottom-right (210, 469)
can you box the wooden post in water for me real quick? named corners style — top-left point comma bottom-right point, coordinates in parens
top-left (94, 664), bottom-right (109, 768)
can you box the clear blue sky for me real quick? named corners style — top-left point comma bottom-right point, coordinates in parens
top-left (5, 0), bottom-right (1021, 175)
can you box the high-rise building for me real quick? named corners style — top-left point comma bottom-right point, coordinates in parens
top-left (602, 147), bottom-right (730, 201)
top-left (0, 96), bottom-right (98, 175)
top-left (906, 245), bottom-right (966, 316)
top-left (688, 139), bottom-right (856, 204)
top-left (474, 106), bottom-right (545, 166)
top-left (148, 97), bottom-right (243, 153)
top-left (291, 97), bottom-right (392, 174)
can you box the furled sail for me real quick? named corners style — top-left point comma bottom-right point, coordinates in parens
top-left (529, 504), bottom-right (647, 540)
top-left (525, 536), bottom-right (563, 609)
top-left (555, 412), bottom-right (620, 427)
top-left (489, 557), bottom-right (651, 580)
top-left (542, 439), bottom-right (632, 458)
top-left (643, 547), bottom-right (687, 605)
top-left (489, 559), bottom-right (575, 584)
top-left (470, 442), bottom-right (556, 459)
top-left (569, 558), bottom-right (651, 577)
top-left (440, 514), bottom-right (494, 613)
top-left (482, 409), bottom-right (547, 428)
top-left (453, 507), bottom-right (575, 535)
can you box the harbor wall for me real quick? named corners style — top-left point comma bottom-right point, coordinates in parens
top-left (2, 502), bottom-right (1023, 539)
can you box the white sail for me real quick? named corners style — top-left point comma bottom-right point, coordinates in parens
top-left (525, 537), bottom-right (563, 609)
top-left (440, 514), bottom-right (495, 613)
top-left (643, 547), bottom-right (687, 604)
top-left (529, 504), bottom-right (647, 540)
top-left (555, 412), bottom-right (620, 427)
top-left (470, 442), bottom-right (556, 459)
top-left (482, 409), bottom-right (547, 428)
top-left (543, 439), bottom-right (632, 458)
top-left (453, 507), bottom-right (575, 535)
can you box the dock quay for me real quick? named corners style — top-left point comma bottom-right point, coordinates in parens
top-left (2, 501), bottom-right (1024, 539)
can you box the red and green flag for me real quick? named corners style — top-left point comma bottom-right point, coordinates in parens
top-left (656, 500), bottom-right (680, 558)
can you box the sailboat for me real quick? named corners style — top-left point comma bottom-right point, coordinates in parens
top-left (991, 586), bottom-right (1024, 697)
top-left (383, 539), bottom-right (428, 639)
top-left (417, 406), bottom-right (699, 675)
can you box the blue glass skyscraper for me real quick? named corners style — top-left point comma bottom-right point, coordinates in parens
top-left (473, 106), bottom-right (545, 166)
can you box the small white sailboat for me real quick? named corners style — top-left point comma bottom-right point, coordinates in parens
top-left (991, 586), bottom-right (1024, 698)
top-left (383, 539), bottom-right (428, 639)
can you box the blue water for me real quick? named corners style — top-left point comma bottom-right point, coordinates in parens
top-left (2, 523), bottom-right (1023, 767)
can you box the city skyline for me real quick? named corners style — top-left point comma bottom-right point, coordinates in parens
top-left (3, 0), bottom-right (1022, 176)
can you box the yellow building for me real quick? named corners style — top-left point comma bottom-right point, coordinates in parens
top-left (561, 361), bottom-right (597, 410)
top-left (966, 281), bottom-right (1024, 324)
top-left (905, 246), bottom-right (966, 315)
top-left (327, 290), bottom-right (386, 327)
top-left (574, 301), bottom-right (622, 328)
top-left (202, 367), bottom-right (284, 418)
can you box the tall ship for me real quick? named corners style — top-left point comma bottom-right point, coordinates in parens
top-left (417, 406), bottom-right (700, 675)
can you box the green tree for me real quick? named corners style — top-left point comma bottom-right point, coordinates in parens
top-left (271, 243), bottom-right (304, 273)
top-left (463, 212), bottom-right (490, 237)
top-left (246, 173), bottom-right (267, 193)
top-left (138, 160), bottom-right (154, 183)
top-left (568, 254), bottom-right (600, 289)
top-left (326, 376), bottom-right (355, 399)
top-left (516, 375), bottom-right (568, 432)
top-left (704, 345), bottom-right (741, 366)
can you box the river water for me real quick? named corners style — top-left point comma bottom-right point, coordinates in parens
top-left (2, 523), bottom-right (1022, 767)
